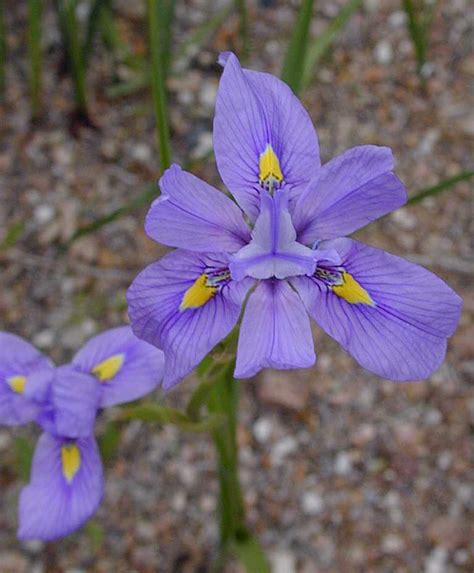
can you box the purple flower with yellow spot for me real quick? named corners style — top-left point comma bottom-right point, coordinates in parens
top-left (0, 327), bottom-right (164, 541)
top-left (127, 52), bottom-right (462, 388)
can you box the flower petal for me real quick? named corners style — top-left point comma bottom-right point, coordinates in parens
top-left (230, 190), bottom-right (315, 280)
top-left (18, 433), bottom-right (103, 541)
top-left (292, 238), bottom-right (462, 381)
top-left (145, 164), bottom-right (250, 253)
top-left (292, 146), bottom-right (407, 244)
top-left (72, 326), bottom-right (164, 407)
top-left (127, 250), bottom-right (254, 389)
top-left (235, 279), bottom-right (315, 378)
top-left (214, 52), bottom-right (320, 220)
top-left (38, 365), bottom-right (100, 438)
top-left (0, 333), bottom-right (54, 426)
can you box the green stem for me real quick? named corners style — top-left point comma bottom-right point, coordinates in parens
top-left (0, 0), bottom-right (6, 101)
top-left (207, 363), bottom-right (246, 556)
top-left (57, 0), bottom-right (88, 115)
top-left (234, 0), bottom-right (249, 62)
top-left (147, 0), bottom-right (172, 171)
top-left (27, 0), bottom-right (42, 119)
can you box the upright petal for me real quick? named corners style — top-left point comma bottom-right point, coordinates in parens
top-left (37, 365), bottom-right (100, 438)
top-left (127, 250), bottom-right (254, 389)
top-left (145, 164), bottom-right (250, 253)
top-left (214, 52), bottom-right (320, 220)
top-left (292, 146), bottom-right (407, 244)
top-left (18, 433), bottom-right (104, 541)
top-left (235, 279), bottom-right (315, 378)
top-left (292, 239), bottom-right (462, 381)
top-left (72, 326), bottom-right (165, 407)
top-left (0, 333), bottom-right (54, 426)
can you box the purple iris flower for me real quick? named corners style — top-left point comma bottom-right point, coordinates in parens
top-left (0, 327), bottom-right (164, 541)
top-left (127, 52), bottom-right (462, 388)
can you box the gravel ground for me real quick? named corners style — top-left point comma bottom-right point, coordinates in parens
top-left (0, 0), bottom-right (473, 572)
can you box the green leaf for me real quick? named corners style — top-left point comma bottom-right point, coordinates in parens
top-left (234, 0), bottom-right (250, 62)
top-left (231, 529), bottom-right (271, 573)
top-left (175, 4), bottom-right (232, 66)
top-left (147, 0), bottom-right (173, 171)
top-left (27, 0), bottom-right (42, 119)
top-left (281, 0), bottom-right (314, 95)
top-left (84, 520), bottom-right (105, 552)
top-left (402, 0), bottom-right (438, 76)
top-left (120, 403), bottom-right (226, 432)
top-left (83, 0), bottom-right (113, 64)
top-left (0, 221), bottom-right (24, 250)
top-left (407, 170), bottom-right (474, 205)
top-left (0, 0), bottom-right (6, 100)
top-left (98, 421), bottom-right (121, 463)
top-left (302, 0), bottom-right (363, 91)
top-left (14, 436), bottom-right (34, 482)
top-left (66, 183), bottom-right (157, 244)
top-left (56, 0), bottom-right (88, 114)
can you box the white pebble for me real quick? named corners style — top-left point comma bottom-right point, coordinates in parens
top-left (301, 491), bottom-right (324, 515)
top-left (253, 417), bottom-right (273, 444)
top-left (374, 41), bottom-right (393, 64)
top-left (334, 451), bottom-right (352, 476)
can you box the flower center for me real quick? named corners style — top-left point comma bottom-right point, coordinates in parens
top-left (230, 190), bottom-right (315, 281)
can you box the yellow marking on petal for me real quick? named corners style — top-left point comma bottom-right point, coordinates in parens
top-left (332, 271), bottom-right (374, 305)
top-left (180, 274), bottom-right (217, 311)
top-left (7, 375), bottom-right (27, 394)
top-left (61, 444), bottom-right (81, 483)
top-left (92, 354), bottom-right (125, 382)
top-left (259, 144), bottom-right (283, 188)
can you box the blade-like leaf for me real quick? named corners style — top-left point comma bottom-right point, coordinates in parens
top-left (120, 403), bottom-right (226, 432)
top-left (235, 0), bottom-right (250, 61)
top-left (175, 3), bottom-right (232, 66)
top-left (83, 0), bottom-right (113, 63)
top-left (281, 0), bottom-right (314, 95)
top-left (27, 0), bottom-right (43, 119)
top-left (231, 529), bottom-right (271, 573)
top-left (56, 0), bottom-right (88, 114)
top-left (407, 170), bottom-right (474, 205)
top-left (0, 0), bottom-right (5, 100)
top-left (302, 0), bottom-right (363, 90)
top-left (147, 0), bottom-right (172, 170)
top-left (403, 0), bottom-right (439, 78)
top-left (14, 436), bottom-right (34, 482)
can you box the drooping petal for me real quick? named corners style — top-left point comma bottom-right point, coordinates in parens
top-left (145, 164), bottom-right (251, 253)
top-left (235, 279), bottom-right (315, 378)
top-left (214, 52), bottom-right (320, 220)
top-left (37, 365), bottom-right (100, 438)
top-left (292, 238), bottom-right (462, 381)
top-left (72, 326), bottom-right (165, 407)
top-left (292, 146), bottom-right (407, 244)
top-left (127, 250), bottom-right (254, 389)
top-left (230, 190), bottom-right (315, 280)
top-left (0, 333), bottom-right (54, 426)
top-left (18, 433), bottom-right (103, 541)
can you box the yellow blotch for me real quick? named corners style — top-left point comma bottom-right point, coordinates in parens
top-left (92, 354), bottom-right (125, 382)
top-left (180, 274), bottom-right (217, 311)
top-left (61, 444), bottom-right (81, 483)
top-left (259, 144), bottom-right (283, 188)
top-left (332, 271), bottom-right (374, 305)
top-left (7, 375), bottom-right (27, 394)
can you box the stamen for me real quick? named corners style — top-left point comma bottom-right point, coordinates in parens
top-left (61, 443), bottom-right (81, 484)
top-left (259, 144), bottom-right (283, 192)
top-left (180, 269), bottom-right (231, 311)
top-left (92, 354), bottom-right (125, 382)
top-left (7, 375), bottom-right (27, 394)
top-left (316, 268), bottom-right (374, 305)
